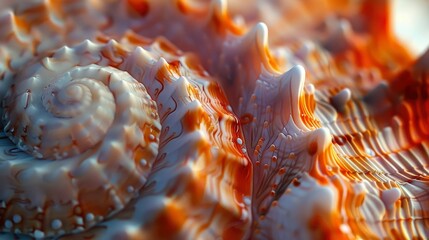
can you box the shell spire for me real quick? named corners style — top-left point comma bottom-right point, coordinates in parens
top-left (0, 25), bottom-right (253, 237)
top-left (63, 37), bottom-right (253, 239)
top-left (0, 40), bottom-right (162, 238)
top-left (1, 0), bottom-right (429, 239)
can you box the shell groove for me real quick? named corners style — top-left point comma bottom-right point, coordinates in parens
top-left (1, 27), bottom-right (252, 238)
top-left (0, 0), bottom-right (428, 239)
top-left (0, 41), bottom-right (162, 237)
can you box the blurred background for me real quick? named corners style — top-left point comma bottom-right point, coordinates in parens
top-left (392, 0), bottom-right (429, 55)
top-left (222, 0), bottom-right (429, 57)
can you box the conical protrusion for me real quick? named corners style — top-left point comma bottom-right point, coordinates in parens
top-left (322, 18), bottom-right (355, 54)
top-left (216, 22), bottom-right (274, 109)
top-left (207, 0), bottom-right (227, 23)
top-left (240, 22), bottom-right (274, 73)
top-left (276, 65), bottom-right (308, 131)
top-left (0, 10), bottom-right (28, 42)
top-left (330, 88), bottom-right (351, 113)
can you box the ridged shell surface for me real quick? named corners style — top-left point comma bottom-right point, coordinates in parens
top-left (0, 0), bottom-right (428, 239)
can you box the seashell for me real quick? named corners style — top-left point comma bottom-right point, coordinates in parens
top-left (0, 40), bottom-right (164, 236)
top-left (0, 10), bottom-right (252, 239)
top-left (0, 0), bottom-right (428, 239)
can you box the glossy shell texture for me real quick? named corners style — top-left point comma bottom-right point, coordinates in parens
top-left (0, 0), bottom-right (428, 239)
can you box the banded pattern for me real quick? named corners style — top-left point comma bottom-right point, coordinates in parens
top-left (0, 0), bottom-right (428, 239)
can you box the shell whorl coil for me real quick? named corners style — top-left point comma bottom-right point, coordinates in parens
top-left (0, 35), bottom-right (252, 239)
top-left (1, 0), bottom-right (429, 239)
top-left (0, 41), bottom-right (161, 237)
